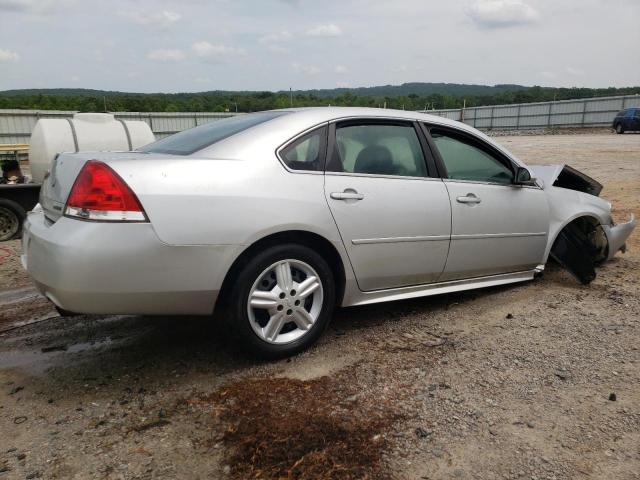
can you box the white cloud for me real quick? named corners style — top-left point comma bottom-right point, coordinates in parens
top-left (192, 41), bottom-right (247, 60)
top-left (0, 48), bottom-right (19, 62)
top-left (120, 10), bottom-right (181, 28)
top-left (0, 0), bottom-right (74, 13)
top-left (259, 31), bottom-right (293, 44)
top-left (292, 63), bottom-right (321, 75)
top-left (565, 66), bottom-right (584, 76)
top-left (146, 49), bottom-right (186, 62)
top-left (268, 45), bottom-right (290, 54)
top-left (335, 65), bottom-right (348, 74)
top-left (305, 23), bottom-right (342, 37)
top-left (466, 0), bottom-right (539, 28)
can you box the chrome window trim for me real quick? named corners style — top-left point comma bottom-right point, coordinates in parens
top-left (442, 178), bottom-right (542, 190)
top-left (325, 171), bottom-right (444, 182)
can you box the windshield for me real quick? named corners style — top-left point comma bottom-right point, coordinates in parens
top-left (139, 111), bottom-right (291, 155)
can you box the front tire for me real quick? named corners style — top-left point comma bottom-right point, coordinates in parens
top-left (615, 123), bottom-right (625, 134)
top-left (226, 243), bottom-right (335, 359)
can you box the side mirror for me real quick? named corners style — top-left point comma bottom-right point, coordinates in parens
top-left (514, 167), bottom-right (537, 186)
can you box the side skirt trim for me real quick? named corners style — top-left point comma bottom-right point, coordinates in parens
top-left (343, 269), bottom-right (536, 307)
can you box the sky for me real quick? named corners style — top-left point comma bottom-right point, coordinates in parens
top-left (0, 0), bottom-right (638, 93)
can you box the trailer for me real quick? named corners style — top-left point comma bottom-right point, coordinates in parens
top-left (0, 113), bottom-right (155, 241)
top-left (0, 144), bottom-right (39, 241)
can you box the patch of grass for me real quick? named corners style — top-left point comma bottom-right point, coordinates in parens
top-left (208, 375), bottom-right (397, 480)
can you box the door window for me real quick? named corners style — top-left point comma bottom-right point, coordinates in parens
top-left (280, 126), bottom-right (326, 171)
top-left (430, 130), bottom-right (513, 185)
top-left (328, 123), bottom-right (427, 177)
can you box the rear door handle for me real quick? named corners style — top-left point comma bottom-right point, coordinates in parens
top-left (456, 194), bottom-right (481, 204)
top-left (330, 190), bottom-right (364, 201)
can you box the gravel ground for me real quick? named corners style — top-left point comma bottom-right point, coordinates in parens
top-left (0, 132), bottom-right (638, 480)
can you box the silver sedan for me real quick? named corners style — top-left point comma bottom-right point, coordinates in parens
top-left (22, 108), bottom-right (636, 357)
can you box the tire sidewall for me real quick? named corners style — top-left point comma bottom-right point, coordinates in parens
top-left (615, 123), bottom-right (624, 134)
top-left (0, 199), bottom-right (26, 242)
top-left (229, 243), bottom-right (335, 359)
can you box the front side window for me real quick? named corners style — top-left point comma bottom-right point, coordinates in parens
top-left (624, 109), bottom-right (635, 118)
top-left (328, 123), bottom-right (427, 177)
top-left (139, 111), bottom-right (290, 155)
top-left (280, 126), bottom-right (326, 171)
top-left (430, 129), bottom-right (513, 185)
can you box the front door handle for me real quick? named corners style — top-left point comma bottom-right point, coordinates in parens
top-left (330, 190), bottom-right (364, 201)
top-left (456, 193), bottom-right (481, 204)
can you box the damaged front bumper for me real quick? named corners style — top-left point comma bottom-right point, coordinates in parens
top-left (603, 214), bottom-right (636, 261)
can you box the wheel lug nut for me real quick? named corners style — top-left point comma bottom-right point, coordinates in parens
top-left (294, 300), bottom-right (300, 306)
top-left (279, 292), bottom-right (286, 299)
top-left (277, 305), bottom-right (283, 311)
top-left (286, 309), bottom-right (293, 315)
top-left (290, 290), bottom-right (296, 296)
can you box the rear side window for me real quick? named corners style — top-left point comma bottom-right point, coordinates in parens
top-left (624, 109), bottom-right (636, 118)
top-left (280, 126), bottom-right (327, 172)
top-left (139, 111), bottom-right (290, 155)
top-left (328, 123), bottom-right (427, 177)
top-left (430, 129), bottom-right (513, 185)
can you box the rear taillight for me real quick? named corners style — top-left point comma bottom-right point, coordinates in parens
top-left (64, 160), bottom-right (147, 222)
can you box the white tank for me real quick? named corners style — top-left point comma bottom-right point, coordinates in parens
top-left (29, 113), bottom-right (155, 183)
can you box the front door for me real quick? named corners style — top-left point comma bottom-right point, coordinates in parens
top-left (324, 120), bottom-right (451, 291)
top-left (426, 127), bottom-right (549, 281)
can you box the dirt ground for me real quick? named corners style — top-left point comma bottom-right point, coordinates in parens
top-left (0, 132), bottom-right (638, 480)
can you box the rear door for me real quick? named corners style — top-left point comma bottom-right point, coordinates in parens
top-left (633, 109), bottom-right (640, 130)
top-left (425, 126), bottom-right (549, 281)
top-left (324, 119), bottom-right (451, 291)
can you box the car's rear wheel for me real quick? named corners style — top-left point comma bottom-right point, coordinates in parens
top-left (615, 123), bottom-right (625, 134)
top-left (0, 199), bottom-right (25, 242)
top-left (226, 244), bottom-right (335, 358)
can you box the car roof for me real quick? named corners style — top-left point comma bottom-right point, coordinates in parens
top-left (278, 106), bottom-right (468, 129)
top-left (200, 106), bottom-right (527, 167)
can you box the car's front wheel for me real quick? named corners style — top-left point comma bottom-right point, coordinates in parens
top-left (227, 244), bottom-right (335, 358)
top-left (615, 123), bottom-right (625, 134)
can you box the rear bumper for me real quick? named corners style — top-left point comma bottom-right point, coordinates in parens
top-left (604, 214), bottom-right (636, 261)
top-left (22, 212), bottom-right (241, 315)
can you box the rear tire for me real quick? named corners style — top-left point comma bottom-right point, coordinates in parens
top-left (615, 123), bottom-right (625, 134)
top-left (0, 199), bottom-right (25, 242)
top-left (224, 243), bottom-right (335, 359)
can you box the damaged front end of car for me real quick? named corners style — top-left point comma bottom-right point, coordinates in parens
top-left (530, 164), bottom-right (636, 284)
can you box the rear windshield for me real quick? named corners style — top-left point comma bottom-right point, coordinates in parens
top-left (139, 111), bottom-right (291, 155)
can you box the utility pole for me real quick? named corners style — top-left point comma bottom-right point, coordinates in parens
top-left (290, 87), bottom-right (293, 107)
top-left (103, 96), bottom-right (107, 112)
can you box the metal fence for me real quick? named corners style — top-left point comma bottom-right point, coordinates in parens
top-left (418, 94), bottom-right (640, 130)
top-left (1, 94), bottom-right (639, 144)
top-left (0, 110), bottom-right (240, 144)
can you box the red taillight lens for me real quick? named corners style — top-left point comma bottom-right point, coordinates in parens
top-left (65, 160), bottom-right (147, 222)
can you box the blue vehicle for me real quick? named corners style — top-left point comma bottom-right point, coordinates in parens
top-left (612, 107), bottom-right (640, 134)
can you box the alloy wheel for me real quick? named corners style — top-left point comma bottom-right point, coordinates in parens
top-left (247, 259), bottom-right (324, 344)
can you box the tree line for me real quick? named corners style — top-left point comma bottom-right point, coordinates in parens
top-left (0, 86), bottom-right (638, 113)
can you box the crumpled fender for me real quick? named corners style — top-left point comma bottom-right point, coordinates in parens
top-left (603, 215), bottom-right (636, 260)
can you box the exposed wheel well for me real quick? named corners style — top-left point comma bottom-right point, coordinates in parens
top-left (548, 215), bottom-right (608, 284)
top-left (554, 216), bottom-right (608, 261)
top-left (215, 230), bottom-right (346, 313)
